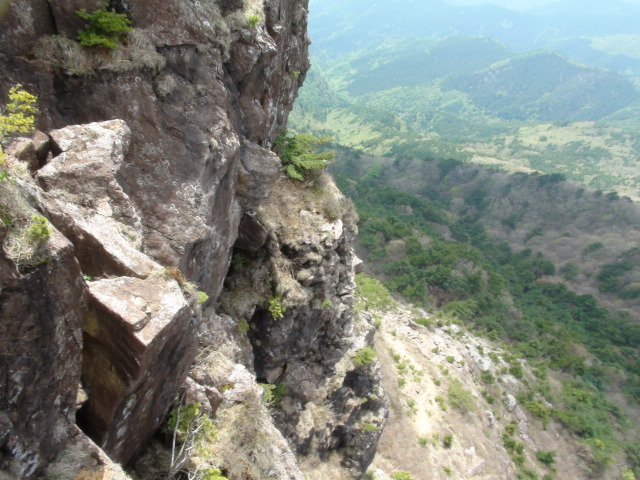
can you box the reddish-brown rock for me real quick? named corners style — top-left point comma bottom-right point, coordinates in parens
top-left (0, 0), bottom-right (312, 474)
top-left (0, 0), bottom-right (309, 298)
top-left (36, 120), bottom-right (159, 278)
top-left (79, 276), bottom-right (196, 464)
top-left (0, 224), bottom-right (87, 478)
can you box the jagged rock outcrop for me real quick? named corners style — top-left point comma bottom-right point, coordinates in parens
top-left (1, 121), bottom-right (200, 474)
top-left (218, 176), bottom-right (388, 477)
top-left (79, 275), bottom-right (196, 464)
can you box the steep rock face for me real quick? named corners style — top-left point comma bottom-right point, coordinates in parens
top-left (30, 120), bottom-right (200, 466)
top-left (0, 121), bottom-right (200, 475)
top-left (0, 179), bottom-right (87, 477)
top-left (219, 177), bottom-right (388, 477)
top-left (0, 0), bottom-right (388, 477)
top-left (1, 0), bottom-right (310, 297)
top-left (1, 0), bottom-right (309, 473)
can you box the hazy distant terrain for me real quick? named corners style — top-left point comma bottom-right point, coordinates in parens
top-left (294, 0), bottom-right (640, 198)
top-left (309, 0), bottom-right (640, 56)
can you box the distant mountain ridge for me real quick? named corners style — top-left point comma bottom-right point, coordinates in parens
top-left (444, 50), bottom-right (640, 121)
top-left (309, 0), bottom-right (640, 56)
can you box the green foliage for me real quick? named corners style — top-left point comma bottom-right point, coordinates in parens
top-left (267, 296), bottom-right (286, 320)
top-left (480, 370), bottom-right (494, 384)
top-left (524, 401), bottom-right (551, 429)
top-left (0, 84), bottom-right (38, 178)
top-left (261, 383), bottom-right (285, 407)
top-left (447, 379), bottom-right (474, 412)
top-left (237, 318), bottom-right (249, 335)
top-left (76, 7), bottom-right (132, 49)
top-left (597, 261), bottom-right (634, 294)
top-left (167, 402), bottom-right (216, 447)
top-left (201, 469), bottom-right (228, 480)
top-left (619, 468), bottom-right (636, 480)
top-left (414, 317), bottom-right (433, 328)
top-left (560, 263), bottom-right (579, 281)
top-left (4, 213), bottom-right (52, 271)
top-left (517, 469), bottom-right (539, 480)
top-left (25, 215), bottom-right (52, 244)
top-left (275, 130), bottom-right (335, 181)
top-left (0, 84), bottom-right (37, 139)
top-left (509, 361), bottom-right (524, 380)
top-left (363, 422), bottom-right (380, 433)
top-left (246, 15), bottom-right (261, 28)
top-left (583, 242), bottom-right (605, 255)
top-left (536, 450), bottom-right (556, 466)
top-left (196, 291), bottom-right (209, 305)
top-left (355, 273), bottom-right (396, 311)
top-left (446, 51), bottom-right (638, 122)
top-left (314, 66), bottom-right (640, 475)
top-left (354, 346), bottom-right (376, 368)
top-left (443, 433), bottom-right (454, 449)
top-left (391, 471), bottom-right (413, 480)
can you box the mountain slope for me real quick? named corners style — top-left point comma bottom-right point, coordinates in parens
top-left (445, 51), bottom-right (640, 121)
top-left (368, 301), bottom-right (611, 479)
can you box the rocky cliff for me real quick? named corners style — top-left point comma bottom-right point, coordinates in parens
top-left (0, 1), bottom-right (386, 478)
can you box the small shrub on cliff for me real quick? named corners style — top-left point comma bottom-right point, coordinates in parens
top-left (25, 214), bottom-right (52, 243)
top-left (363, 422), bottom-right (380, 433)
top-left (447, 379), bottom-right (474, 412)
top-left (267, 296), bottom-right (286, 320)
top-left (260, 382), bottom-right (285, 407)
top-left (246, 14), bottom-right (261, 28)
top-left (354, 346), bottom-right (376, 368)
top-left (196, 291), bottom-right (209, 305)
top-left (201, 469), bottom-right (228, 480)
top-left (391, 472), bottom-right (413, 480)
top-left (1, 84), bottom-right (37, 179)
top-left (524, 400), bottom-right (551, 429)
top-left (0, 84), bottom-right (37, 140)
top-left (166, 402), bottom-right (217, 477)
top-left (76, 7), bottom-right (132, 49)
top-left (5, 214), bottom-right (52, 271)
top-left (275, 130), bottom-right (335, 181)
top-left (536, 449), bottom-right (556, 466)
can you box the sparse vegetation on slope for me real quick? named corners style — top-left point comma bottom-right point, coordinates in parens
top-left (339, 149), bottom-right (640, 477)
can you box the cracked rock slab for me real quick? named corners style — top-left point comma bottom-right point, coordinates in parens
top-left (79, 276), bottom-right (197, 464)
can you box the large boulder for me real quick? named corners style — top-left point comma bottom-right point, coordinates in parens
top-left (36, 120), bottom-right (158, 278)
top-left (79, 276), bottom-right (197, 464)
